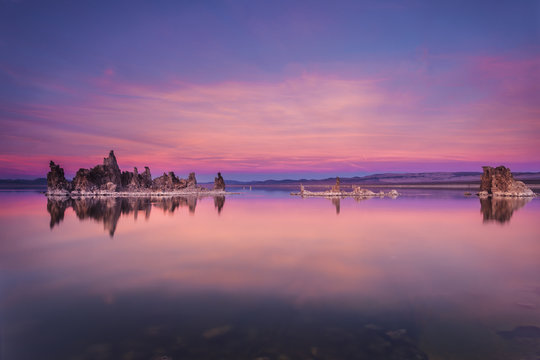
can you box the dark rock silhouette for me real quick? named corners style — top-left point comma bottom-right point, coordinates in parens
top-left (214, 172), bottom-right (225, 190)
top-left (141, 167), bottom-right (152, 187)
top-left (187, 172), bottom-right (197, 188)
top-left (152, 171), bottom-right (188, 191)
top-left (47, 195), bottom-right (226, 236)
top-left (46, 150), bottom-right (226, 195)
top-left (47, 161), bottom-right (71, 192)
top-left (102, 150), bottom-right (122, 186)
top-left (479, 166), bottom-right (534, 197)
top-left (480, 196), bottom-right (531, 224)
top-left (71, 151), bottom-right (123, 193)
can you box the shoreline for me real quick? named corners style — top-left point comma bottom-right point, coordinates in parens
top-left (45, 189), bottom-right (236, 198)
top-left (291, 187), bottom-right (400, 198)
top-left (231, 183), bottom-right (540, 190)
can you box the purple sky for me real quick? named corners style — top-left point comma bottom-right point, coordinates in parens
top-left (1, 0), bottom-right (539, 181)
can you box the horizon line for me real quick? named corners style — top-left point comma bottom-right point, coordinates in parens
top-left (3, 168), bottom-right (540, 184)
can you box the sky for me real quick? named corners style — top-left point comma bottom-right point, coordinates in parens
top-left (0, 0), bottom-right (539, 181)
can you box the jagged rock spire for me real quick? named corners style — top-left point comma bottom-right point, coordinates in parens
top-left (47, 161), bottom-right (71, 192)
top-left (214, 172), bottom-right (225, 190)
top-left (46, 150), bottom-right (221, 195)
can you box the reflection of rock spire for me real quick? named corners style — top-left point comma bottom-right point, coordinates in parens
top-left (214, 195), bottom-right (225, 214)
top-left (331, 198), bottom-right (340, 215)
top-left (480, 197), bottom-right (531, 224)
top-left (47, 195), bottom-right (224, 236)
top-left (69, 197), bottom-right (122, 237)
top-left (47, 198), bottom-right (70, 228)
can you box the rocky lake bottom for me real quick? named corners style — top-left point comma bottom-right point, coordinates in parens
top-left (0, 188), bottom-right (539, 359)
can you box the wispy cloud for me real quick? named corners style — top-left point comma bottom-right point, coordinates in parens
top-left (1, 53), bottom-right (539, 178)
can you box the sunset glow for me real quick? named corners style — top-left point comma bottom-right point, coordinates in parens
top-left (1, 1), bottom-right (539, 180)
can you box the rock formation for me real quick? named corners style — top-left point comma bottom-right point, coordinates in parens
top-left (331, 177), bottom-right (340, 192)
top-left (102, 150), bottom-right (122, 186)
top-left (479, 166), bottom-right (535, 197)
top-left (71, 151), bottom-right (123, 193)
top-left (291, 182), bottom-right (399, 198)
top-left (352, 185), bottom-right (375, 196)
top-left (141, 167), bottom-right (152, 187)
top-left (152, 171), bottom-right (184, 191)
top-left (46, 150), bottom-right (227, 196)
top-left (187, 172), bottom-right (197, 188)
top-left (214, 172), bottom-right (225, 190)
top-left (47, 161), bottom-right (71, 193)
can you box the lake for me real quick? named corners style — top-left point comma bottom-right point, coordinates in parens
top-left (0, 189), bottom-right (539, 359)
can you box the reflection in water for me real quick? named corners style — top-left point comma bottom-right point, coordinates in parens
top-left (47, 196), bottom-right (224, 236)
top-left (213, 195), bottom-right (225, 214)
top-left (480, 197), bottom-right (531, 224)
top-left (2, 191), bottom-right (538, 359)
top-left (331, 197), bottom-right (341, 214)
top-left (329, 195), bottom-right (375, 214)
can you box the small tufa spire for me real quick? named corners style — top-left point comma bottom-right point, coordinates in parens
top-left (331, 177), bottom-right (341, 192)
top-left (213, 172), bottom-right (225, 190)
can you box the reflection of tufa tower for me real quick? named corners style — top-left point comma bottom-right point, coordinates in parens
top-left (331, 177), bottom-right (340, 192)
top-left (332, 198), bottom-right (340, 214)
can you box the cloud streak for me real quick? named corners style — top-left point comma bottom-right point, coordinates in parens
top-left (0, 53), bottom-right (539, 179)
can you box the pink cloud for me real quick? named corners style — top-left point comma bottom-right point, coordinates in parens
top-left (1, 53), bottom-right (539, 177)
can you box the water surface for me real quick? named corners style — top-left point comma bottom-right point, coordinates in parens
top-left (1, 189), bottom-right (539, 359)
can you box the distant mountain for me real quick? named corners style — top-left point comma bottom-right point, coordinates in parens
top-left (0, 178), bottom-right (47, 189)
top-left (225, 171), bottom-right (540, 186)
top-left (2, 170), bottom-right (540, 190)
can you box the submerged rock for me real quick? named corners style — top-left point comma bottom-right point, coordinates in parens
top-left (479, 166), bottom-right (535, 197)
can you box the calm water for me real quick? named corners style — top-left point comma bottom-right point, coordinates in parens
top-left (1, 189), bottom-right (539, 360)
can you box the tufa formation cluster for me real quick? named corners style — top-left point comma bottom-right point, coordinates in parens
top-left (47, 150), bottom-right (226, 195)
